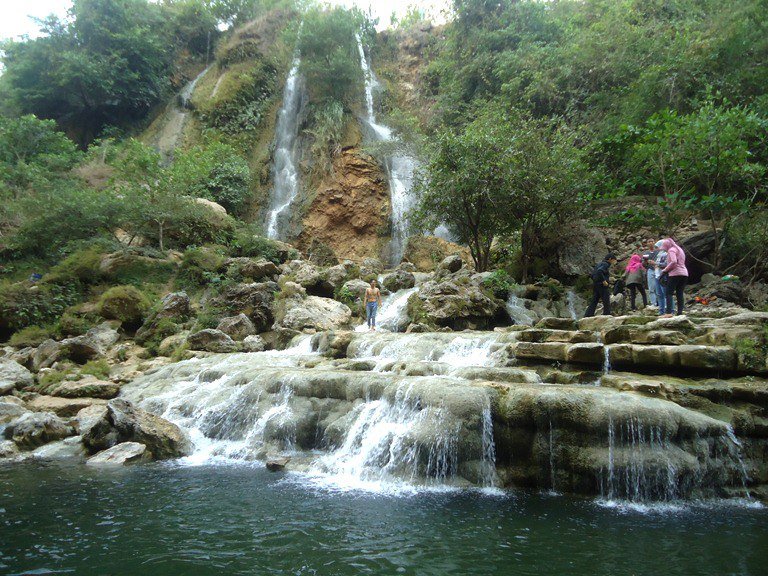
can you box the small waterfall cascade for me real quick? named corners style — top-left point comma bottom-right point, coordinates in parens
top-left (355, 34), bottom-right (418, 265)
top-left (155, 64), bottom-right (213, 162)
top-left (566, 290), bottom-right (583, 321)
top-left (548, 419), bottom-right (558, 493)
top-left (480, 402), bottom-right (499, 488)
top-left (505, 293), bottom-right (535, 326)
top-left (311, 383), bottom-right (461, 490)
top-left (355, 287), bottom-right (419, 333)
top-left (598, 416), bottom-right (750, 503)
top-left (266, 54), bottom-right (306, 240)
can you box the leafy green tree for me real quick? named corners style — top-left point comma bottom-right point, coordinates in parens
top-left (627, 101), bottom-right (766, 267)
top-left (0, 115), bottom-right (82, 200)
top-left (416, 106), bottom-right (590, 277)
top-left (170, 142), bottom-right (252, 216)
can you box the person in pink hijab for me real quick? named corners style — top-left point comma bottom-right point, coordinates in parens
top-left (623, 254), bottom-right (647, 311)
top-left (660, 238), bottom-right (689, 316)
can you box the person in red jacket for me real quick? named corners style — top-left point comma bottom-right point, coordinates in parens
top-left (660, 238), bottom-right (689, 316)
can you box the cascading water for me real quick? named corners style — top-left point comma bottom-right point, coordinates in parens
top-left (505, 293), bottom-right (535, 325)
top-left (356, 34), bottom-right (418, 265)
top-left (156, 64), bottom-right (213, 163)
top-left (266, 55), bottom-right (306, 240)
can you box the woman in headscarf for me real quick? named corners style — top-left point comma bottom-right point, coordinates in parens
top-left (660, 238), bottom-right (689, 316)
top-left (623, 254), bottom-right (647, 311)
top-left (652, 240), bottom-right (668, 315)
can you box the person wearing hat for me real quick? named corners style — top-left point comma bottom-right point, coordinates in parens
top-left (585, 253), bottom-right (618, 317)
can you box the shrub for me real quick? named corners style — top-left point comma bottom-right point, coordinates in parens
top-left (80, 359), bottom-right (111, 380)
top-left (46, 246), bottom-right (105, 284)
top-left (177, 246), bottom-right (227, 288)
top-left (0, 280), bottom-right (81, 339)
top-left (9, 325), bottom-right (52, 348)
top-left (482, 270), bottom-right (513, 299)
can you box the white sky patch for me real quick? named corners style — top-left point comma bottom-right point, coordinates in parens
top-left (0, 0), bottom-right (450, 41)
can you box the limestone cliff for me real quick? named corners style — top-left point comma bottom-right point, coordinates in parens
top-left (298, 148), bottom-right (390, 261)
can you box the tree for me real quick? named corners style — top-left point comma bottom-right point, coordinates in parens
top-left (416, 106), bottom-right (591, 278)
top-left (628, 100), bottom-right (766, 267)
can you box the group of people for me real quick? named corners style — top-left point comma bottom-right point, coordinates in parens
top-left (585, 238), bottom-right (689, 318)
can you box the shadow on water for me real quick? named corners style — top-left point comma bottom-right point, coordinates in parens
top-left (1, 462), bottom-right (766, 576)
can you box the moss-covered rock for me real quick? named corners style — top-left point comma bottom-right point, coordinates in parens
top-left (97, 286), bottom-right (150, 329)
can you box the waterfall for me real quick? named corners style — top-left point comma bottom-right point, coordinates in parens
top-left (155, 64), bottom-right (213, 163)
top-left (505, 294), bottom-right (535, 326)
top-left (548, 419), bottom-right (558, 493)
top-left (566, 290), bottom-right (582, 321)
top-left (725, 425), bottom-right (752, 498)
top-left (266, 56), bottom-right (305, 240)
top-left (355, 34), bottom-right (418, 265)
top-left (480, 403), bottom-right (499, 488)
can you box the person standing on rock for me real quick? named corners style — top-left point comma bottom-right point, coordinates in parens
top-left (585, 253), bottom-right (617, 317)
top-left (652, 240), bottom-right (668, 315)
top-left (660, 238), bottom-right (689, 316)
top-left (365, 280), bottom-right (383, 331)
top-left (642, 239), bottom-right (659, 307)
top-left (623, 254), bottom-right (648, 311)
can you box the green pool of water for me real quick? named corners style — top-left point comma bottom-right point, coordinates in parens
top-left (1, 462), bottom-right (766, 576)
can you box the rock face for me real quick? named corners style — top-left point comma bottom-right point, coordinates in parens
top-left (277, 295), bottom-right (352, 332)
top-left (0, 360), bottom-right (34, 394)
top-left (555, 221), bottom-right (608, 278)
top-left (227, 258), bottom-right (280, 281)
top-left (80, 399), bottom-right (191, 460)
top-left (5, 412), bottom-right (75, 449)
top-left (208, 282), bottom-right (276, 332)
top-left (27, 396), bottom-right (107, 417)
top-left (87, 442), bottom-right (150, 466)
top-left (403, 236), bottom-right (472, 272)
top-left (382, 269), bottom-right (416, 292)
top-left (51, 379), bottom-right (121, 399)
top-left (408, 279), bottom-right (506, 330)
top-left (217, 314), bottom-right (256, 341)
top-left (156, 292), bottom-right (192, 320)
top-left (186, 329), bottom-right (238, 353)
top-left (299, 148), bottom-right (390, 261)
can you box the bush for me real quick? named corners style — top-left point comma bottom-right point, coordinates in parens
top-left (9, 325), bottom-right (52, 348)
top-left (482, 270), bottom-right (513, 299)
top-left (97, 285), bottom-right (150, 328)
top-left (46, 246), bottom-right (105, 284)
top-left (177, 246), bottom-right (227, 288)
top-left (80, 359), bottom-right (111, 380)
top-left (0, 280), bottom-right (81, 339)
top-left (229, 226), bottom-right (298, 263)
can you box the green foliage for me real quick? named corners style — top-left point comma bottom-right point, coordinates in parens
top-left (0, 280), bottom-right (82, 337)
top-left (9, 326), bottom-right (52, 348)
top-left (416, 105), bottom-right (591, 276)
top-left (136, 318), bottom-right (180, 354)
top-left (482, 270), bottom-right (513, 299)
top-left (0, 0), bottom-right (219, 145)
top-left (80, 358), bottom-right (111, 379)
top-left (170, 142), bottom-right (252, 216)
top-left (47, 246), bottom-right (105, 285)
top-left (196, 59), bottom-right (278, 135)
top-left (298, 6), bottom-right (371, 107)
top-left (305, 101), bottom-right (345, 174)
top-left (177, 246), bottom-right (227, 288)
top-left (229, 224), bottom-right (297, 262)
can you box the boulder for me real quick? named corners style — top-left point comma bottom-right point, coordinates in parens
top-left (5, 411), bottom-right (75, 449)
top-left (361, 257), bottom-right (384, 276)
top-left (51, 378), bottom-right (121, 399)
top-left (78, 405), bottom-right (119, 453)
top-left (228, 258), bottom-right (280, 281)
top-left (342, 279), bottom-right (369, 300)
top-left (195, 197), bottom-right (227, 215)
top-left (383, 269), bottom-right (416, 292)
top-left (32, 339), bottom-right (66, 371)
top-left (313, 331), bottom-right (354, 359)
top-left (60, 333), bottom-right (105, 363)
top-left (158, 331), bottom-right (190, 357)
top-left (407, 280), bottom-right (505, 330)
top-left (208, 282), bottom-right (276, 332)
top-left (437, 254), bottom-right (463, 275)
top-left (0, 359), bottom-right (34, 394)
top-left (278, 296), bottom-right (353, 332)
top-left (555, 221), bottom-right (608, 278)
top-left (186, 329), bottom-right (238, 353)
top-left (266, 456), bottom-right (290, 471)
top-left (98, 285), bottom-right (150, 327)
top-left (107, 398), bottom-right (192, 459)
top-left (241, 335), bottom-right (267, 352)
top-left (87, 442), bottom-right (150, 466)
top-left (27, 395), bottom-right (107, 417)
top-left (85, 323), bottom-right (121, 350)
top-left (289, 261), bottom-right (334, 297)
top-left (0, 440), bottom-right (19, 459)
top-left (217, 314), bottom-right (256, 341)
top-left (402, 236), bottom-right (471, 272)
top-left (326, 261), bottom-right (360, 291)
top-left (155, 292), bottom-right (191, 320)
top-left (0, 399), bottom-right (29, 424)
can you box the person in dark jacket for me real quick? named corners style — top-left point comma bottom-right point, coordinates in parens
top-left (584, 253), bottom-right (618, 317)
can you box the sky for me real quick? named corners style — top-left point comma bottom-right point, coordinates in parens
top-left (0, 1), bottom-right (450, 41)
